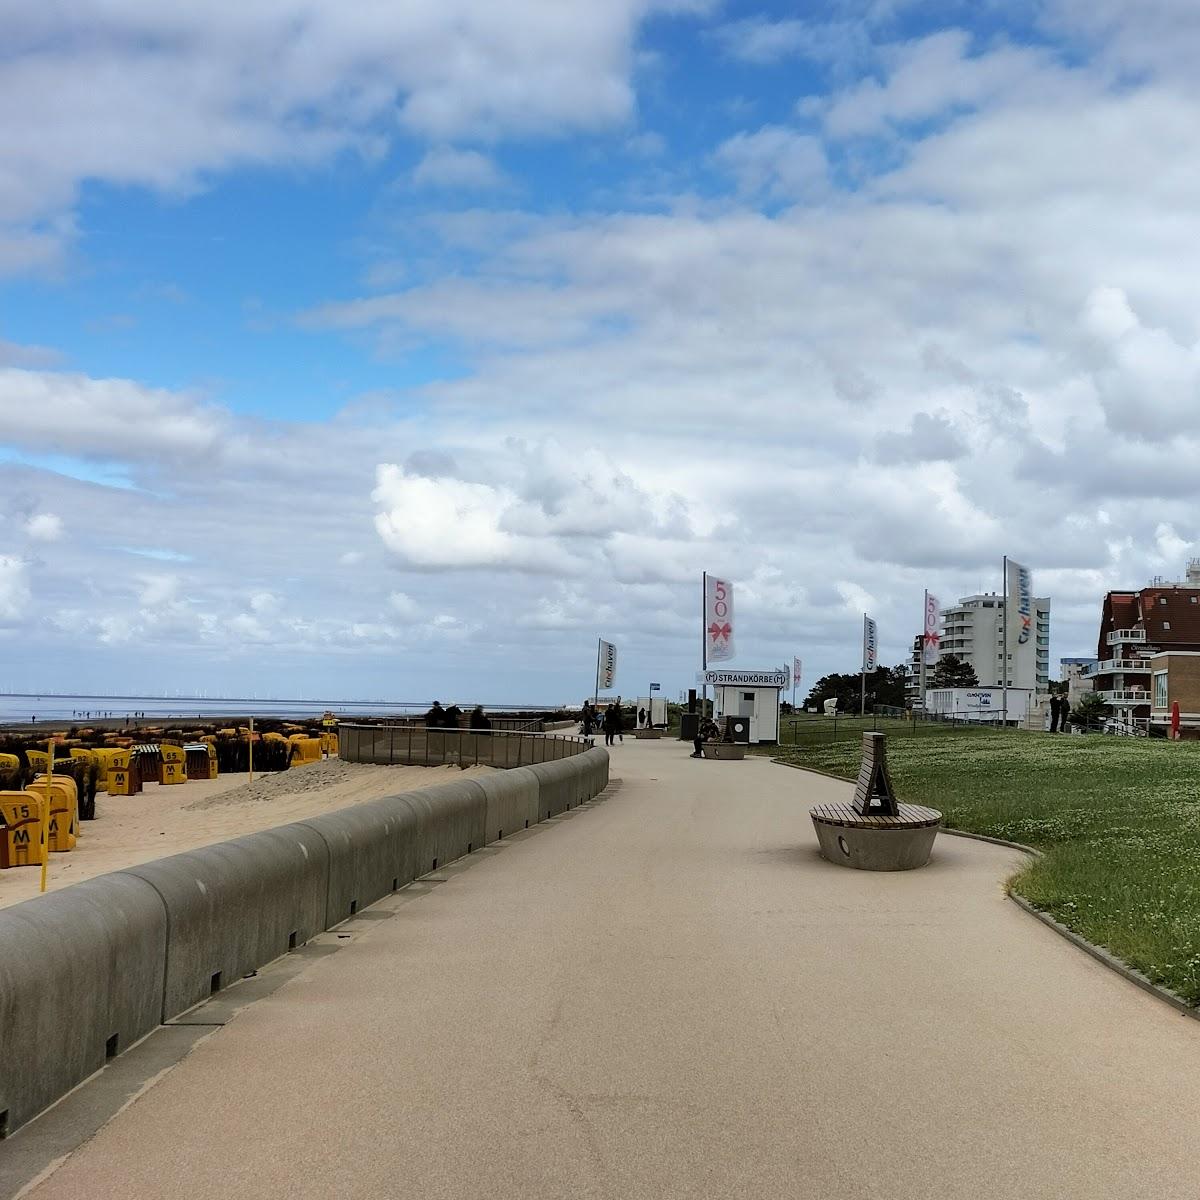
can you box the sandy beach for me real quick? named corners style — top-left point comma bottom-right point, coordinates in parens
top-left (1, 759), bottom-right (492, 910)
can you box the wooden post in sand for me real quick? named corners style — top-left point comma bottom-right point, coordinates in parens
top-left (39, 739), bottom-right (54, 893)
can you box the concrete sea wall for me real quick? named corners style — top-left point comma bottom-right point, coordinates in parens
top-left (0, 745), bottom-right (609, 1137)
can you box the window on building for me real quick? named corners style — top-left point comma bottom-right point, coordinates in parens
top-left (1192, 596), bottom-right (1197, 604)
top-left (1154, 671), bottom-right (1168, 708)
top-left (1163, 622), bottom-right (1171, 630)
top-left (1159, 597), bottom-right (1167, 605)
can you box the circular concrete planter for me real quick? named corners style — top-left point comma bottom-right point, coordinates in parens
top-left (810, 803), bottom-right (941, 871)
top-left (701, 744), bottom-right (746, 760)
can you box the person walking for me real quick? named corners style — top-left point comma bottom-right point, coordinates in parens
top-left (1049, 694), bottom-right (1060, 733)
top-left (1060, 699), bottom-right (1071, 734)
top-left (468, 705), bottom-right (491, 731)
top-left (602, 703), bottom-right (618, 747)
top-left (443, 704), bottom-right (462, 729)
top-left (581, 701), bottom-right (594, 736)
top-left (425, 700), bottom-right (446, 727)
top-left (612, 698), bottom-right (624, 743)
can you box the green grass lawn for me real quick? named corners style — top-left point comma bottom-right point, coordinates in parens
top-left (762, 730), bottom-right (1200, 1006)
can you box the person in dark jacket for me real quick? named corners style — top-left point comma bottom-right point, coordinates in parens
top-left (1049, 694), bottom-right (1060, 733)
top-left (692, 717), bottom-right (720, 757)
top-left (1059, 700), bottom-right (1071, 734)
top-left (581, 701), bottom-right (594, 736)
top-left (443, 704), bottom-right (462, 729)
top-left (469, 705), bottom-right (491, 731)
top-left (425, 701), bottom-right (446, 727)
top-left (602, 703), bottom-right (619, 747)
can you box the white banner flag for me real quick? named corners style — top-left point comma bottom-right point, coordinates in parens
top-left (597, 639), bottom-right (617, 691)
top-left (1006, 560), bottom-right (1033, 646)
top-left (793, 656), bottom-right (802, 690)
top-left (781, 662), bottom-right (791, 690)
top-left (863, 615), bottom-right (878, 673)
top-left (704, 575), bottom-right (735, 663)
top-left (923, 592), bottom-right (941, 666)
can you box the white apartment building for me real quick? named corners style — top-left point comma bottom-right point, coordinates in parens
top-left (939, 593), bottom-right (1051, 693)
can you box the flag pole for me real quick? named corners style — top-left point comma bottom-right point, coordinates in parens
top-left (1002, 556), bottom-right (1008, 728)
top-left (701, 571), bottom-right (708, 719)
top-left (860, 614), bottom-right (867, 717)
top-left (918, 590), bottom-right (928, 714)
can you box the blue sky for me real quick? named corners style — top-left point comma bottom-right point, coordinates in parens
top-left (2, 0), bottom-right (1199, 702)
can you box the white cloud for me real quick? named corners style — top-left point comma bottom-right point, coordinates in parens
top-left (713, 17), bottom-right (868, 65)
top-left (412, 147), bottom-right (507, 190)
top-left (821, 31), bottom-right (1055, 140)
top-left (25, 512), bottom-right (63, 541)
top-left (0, 368), bottom-right (225, 460)
top-left (0, 0), bottom-right (702, 269)
top-left (388, 591), bottom-right (420, 619)
top-left (373, 466), bottom-right (551, 572)
top-left (0, 555), bottom-right (30, 621)
top-left (1077, 287), bottom-right (1200, 441)
top-left (874, 412), bottom-right (968, 464)
top-left (712, 127), bottom-right (828, 199)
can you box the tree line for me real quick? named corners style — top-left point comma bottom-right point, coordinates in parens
top-left (801, 654), bottom-right (979, 713)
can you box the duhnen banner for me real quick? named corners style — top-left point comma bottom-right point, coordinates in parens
top-left (923, 592), bottom-right (941, 666)
top-left (704, 575), bottom-right (735, 663)
top-left (597, 640), bottom-right (617, 691)
top-left (1006, 560), bottom-right (1033, 646)
top-left (862, 615), bottom-right (878, 673)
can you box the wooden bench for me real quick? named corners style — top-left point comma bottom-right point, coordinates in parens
top-left (701, 743), bottom-right (746, 760)
top-left (809, 733), bottom-right (941, 870)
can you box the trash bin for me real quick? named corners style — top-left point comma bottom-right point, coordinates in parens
top-left (680, 713), bottom-right (700, 741)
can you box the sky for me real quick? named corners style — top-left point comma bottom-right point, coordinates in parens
top-left (2, 0), bottom-right (1199, 705)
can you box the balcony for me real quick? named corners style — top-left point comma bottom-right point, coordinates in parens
top-left (1100, 689), bottom-right (1151, 705)
top-left (1085, 659), bottom-right (1152, 676)
top-left (1107, 628), bottom-right (1146, 646)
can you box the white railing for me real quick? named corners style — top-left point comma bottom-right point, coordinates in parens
top-left (1100, 689), bottom-right (1151, 704)
top-left (1106, 629), bottom-right (1146, 645)
top-left (1085, 659), bottom-right (1152, 676)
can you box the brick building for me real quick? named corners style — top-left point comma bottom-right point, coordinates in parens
top-left (1090, 561), bottom-right (1200, 732)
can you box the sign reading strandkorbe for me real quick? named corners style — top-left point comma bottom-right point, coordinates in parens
top-left (702, 669), bottom-right (788, 688)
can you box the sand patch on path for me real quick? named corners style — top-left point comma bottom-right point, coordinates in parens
top-left (0, 760), bottom-right (492, 910)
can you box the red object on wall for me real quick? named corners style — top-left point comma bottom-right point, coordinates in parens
top-left (1171, 701), bottom-right (1181, 740)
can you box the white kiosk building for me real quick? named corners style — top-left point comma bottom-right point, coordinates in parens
top-left (702, 668), bottom-right (786, 744)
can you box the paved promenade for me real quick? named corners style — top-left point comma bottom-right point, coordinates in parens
top-left (26, 740), bottom-right (1200, 1199)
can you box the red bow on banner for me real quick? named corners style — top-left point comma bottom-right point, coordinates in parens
top-left (708, 622), bottom-right (732, 642)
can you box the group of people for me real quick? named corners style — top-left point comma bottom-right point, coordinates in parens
top-left (1049, 694), bottom-right (1072, 733)
top-left (423, 701), bottom-right (492, 730)
top-left (580, 699), bottom-right (625, 746)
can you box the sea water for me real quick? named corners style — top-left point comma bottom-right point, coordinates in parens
top-left (0, 694), bottom-right (423, 726)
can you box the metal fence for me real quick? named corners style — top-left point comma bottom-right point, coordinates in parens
top-left (779, 710), bottom-right (1005, 749)
top-left (338, 724), bottom-right (594, 768)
